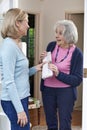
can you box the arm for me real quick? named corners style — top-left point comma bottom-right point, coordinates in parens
top-left (29, 63), bottom-right (43, 77)
top-left (39, 41), bottom-right (56, 63)
top-left (56, 49), bottom-right (83, 87)
top-left (29, 67), bottom-right (37, 77)
top-left (1, 45), bottom-right (24, 113)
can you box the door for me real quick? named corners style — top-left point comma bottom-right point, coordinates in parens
top-left (65, 13), bottom-right (84, 110)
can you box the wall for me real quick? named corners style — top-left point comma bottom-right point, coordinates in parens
top-left (18, 0), bottom-right (84, 50)
top-left (41, 0), bottom-right (84, 49)
top-left (18, 0), bottom-right (42, 12)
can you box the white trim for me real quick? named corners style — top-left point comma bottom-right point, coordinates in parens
top-left (82, 0), bottom-right (87, 130)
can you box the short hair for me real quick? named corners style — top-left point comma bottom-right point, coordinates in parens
top-left (1, 8), bottom-right (28, 39)
top-left (54, 20), bottom-right (78, 44)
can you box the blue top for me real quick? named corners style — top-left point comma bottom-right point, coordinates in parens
top-left (0, 37), bottom-right (37, 113)
top-left (40, 41), bottom-right (83, 100)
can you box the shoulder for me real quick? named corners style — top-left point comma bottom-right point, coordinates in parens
top-left (47, 41), bottom-right (56, 47)
top-left (0, 38), bottom-right (17, 56)
top-left (74, 47), bottom-right (83, 56)
top-left (72, 47), bottom-right (83, 62)
top-left (46, 41), bottom-right (56, 51)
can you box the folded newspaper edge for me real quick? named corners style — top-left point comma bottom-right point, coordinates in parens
top-left (42, 52), bottom-right (53, 79)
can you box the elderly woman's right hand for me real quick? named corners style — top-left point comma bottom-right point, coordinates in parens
top-left (48, 63), bottom-right (59, 76)
top-left (39, 51), bottom-right (47, 63)
top-left (17, 111), bottom-right (28, 127)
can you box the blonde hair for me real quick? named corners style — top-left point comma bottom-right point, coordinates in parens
top-left (1, 8), bottom-right (28, 39)
top-left (54, 20), bottom-right (78, 44)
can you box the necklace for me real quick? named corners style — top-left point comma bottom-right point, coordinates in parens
top-left (55, 46), bottom-right (70, 63)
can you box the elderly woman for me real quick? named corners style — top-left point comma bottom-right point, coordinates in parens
top-left (40, 20), bottom-right (83, 130)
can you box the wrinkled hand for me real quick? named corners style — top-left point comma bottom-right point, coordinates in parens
top-left (48, 63), bottom-right (59, 76)
top-left (17, 111), bottom-right (28, 127)
top-left (39, 51), bottom-right (47, 63)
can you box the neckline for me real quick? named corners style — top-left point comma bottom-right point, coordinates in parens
top-left (55, 45), bottom-right (70, 63)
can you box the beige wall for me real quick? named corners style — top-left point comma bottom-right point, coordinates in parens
top-left (18, 0), bottom-right (84, 50)
top-left (41, 0), bottom-right (84, 49)
top-left (18, 0), bottom-right (42, 12)
top-left (0, 0), bottom-right (84, 51)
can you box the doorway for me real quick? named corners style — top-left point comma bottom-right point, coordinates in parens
top-left (65, 12), bottom-right (84, 126)
top-left (21, 12), bottom-right (41, 98)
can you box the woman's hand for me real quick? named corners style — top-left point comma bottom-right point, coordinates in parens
top-left (48, 63), bottom-right (59, 76)
top-left (35, 62), bottom-right (44, 71)
top-left (17, 111), bottom-right (28, 127)
top-left (39, 51), bottom-right (47, 63)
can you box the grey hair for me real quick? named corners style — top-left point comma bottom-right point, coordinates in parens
top-left (54, 20), bottom-right (78, 44)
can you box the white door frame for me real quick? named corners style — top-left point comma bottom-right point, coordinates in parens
top-left (82, 0), bottom-right (87, 129)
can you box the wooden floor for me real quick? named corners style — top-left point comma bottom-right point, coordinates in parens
top-left (29, 106), bottom-right (82, 127)
top-left (40, 107), bottom-right (82, 126)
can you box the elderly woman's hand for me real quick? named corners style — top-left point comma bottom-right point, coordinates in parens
top-left (39, 51), bottom-right (47, 63)
top-left (48, 63), bottom-right (59, 76)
